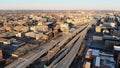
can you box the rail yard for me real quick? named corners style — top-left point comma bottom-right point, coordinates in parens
top-left (0, 10), bottom-right (120, 68)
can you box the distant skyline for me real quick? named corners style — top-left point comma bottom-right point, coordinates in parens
top-left (0, 0), bottom-right (120, 10)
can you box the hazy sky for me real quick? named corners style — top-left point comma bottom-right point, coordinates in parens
top-left (0, 0), bottom-right (120, 10)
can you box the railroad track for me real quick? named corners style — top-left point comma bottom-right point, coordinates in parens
top-left (5, 24), bottom-right (90, 68)
top-left (50, 25), bottom-right (91, 68)
top-left (40, 24), bottom-right (88, 61)
top-left (37, 25), bottom-right (88, 68)
top-left (5, 36), bottom-right (63, 68)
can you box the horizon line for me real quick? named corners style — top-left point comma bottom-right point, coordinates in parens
top-left (0, 9), bottom-right (119, 11)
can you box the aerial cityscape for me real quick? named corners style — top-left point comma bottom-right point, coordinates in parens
top-left (0, 0), bottom-right (120, 68)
